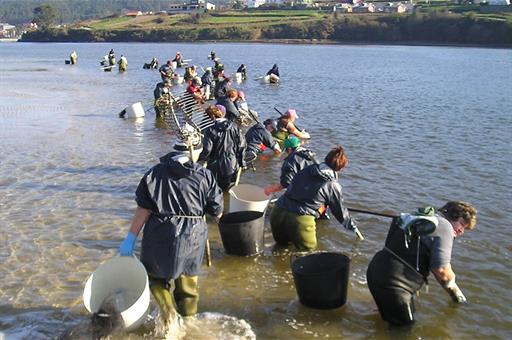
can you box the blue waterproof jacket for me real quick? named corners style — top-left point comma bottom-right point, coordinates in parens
top-left (280, 147), bottom-right (317, 188)
top-left (245, 123), bottom-right (276, 159)
top-left (198, 119), bottom-right (246, 180)
top-left (137, 153), bottom-right (223, 281)
top-left (276, 162), bottom-right (355, 230)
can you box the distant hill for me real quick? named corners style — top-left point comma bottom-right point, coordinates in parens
top-left (0, 0), bottom-right (229, 25)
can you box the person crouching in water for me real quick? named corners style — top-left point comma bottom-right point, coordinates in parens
top-left (366, 201), bottom-right (477, 326)
top-left (118, 142), bottom-right (223, 324)
top-left (244, 118), bottom-right (281, 165)
top-left (270, 146), bottom-right (360, 250)
top-left (198, 105), bottom-right (246, 191)
top-left (264, 136), bottom-right (316, 196)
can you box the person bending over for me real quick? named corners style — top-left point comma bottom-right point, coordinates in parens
top-left (270, 146), bottom-right (359, 250)
top-left (366, 201), bottom-right (477, 326)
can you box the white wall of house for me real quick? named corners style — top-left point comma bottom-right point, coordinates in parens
top-left (247, 0), bottom-right (268, 8)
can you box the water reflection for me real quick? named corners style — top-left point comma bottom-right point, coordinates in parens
top-left (0, 42), bottom-right (511, 339)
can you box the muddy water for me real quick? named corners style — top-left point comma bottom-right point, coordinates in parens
top-left (0, 42), bottom-right (511, 339)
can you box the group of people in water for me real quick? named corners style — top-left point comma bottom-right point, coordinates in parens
top-left (113, 49), bottom-right (478, 332)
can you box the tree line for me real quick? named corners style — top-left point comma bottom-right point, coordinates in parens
top-left (0, 0), bottom-right (184, 25)
top-left (21, 12), bottom-right (512, 46)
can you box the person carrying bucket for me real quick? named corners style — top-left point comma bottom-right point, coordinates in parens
top-left (270, 145), bottom-right (360, 250)
top-left (244, 119), bottom-right (281, 165)
top-left (272, 109), bottom-right (310, 145)
top-left (118, 142), bottom-right (223, 323)
top-left (264, 136), bottom-right (316, 196)
top-left (198, 105), bottom-right (246, 191)
top-left (366, 202), bottom-right (477, 326)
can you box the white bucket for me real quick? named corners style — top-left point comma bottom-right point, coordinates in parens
top-left (83, 256), bottom-right (150, 332)
top-left (172, 75), bottom-right (184, 85)
top-left (229, 184), bottom-right (270, 213)
top-left (269, 74), bottom-right (280, 83)
top-left (125, 102), bottom-right (145, 118)
top-left (235, 72), bottom-right (243, 83)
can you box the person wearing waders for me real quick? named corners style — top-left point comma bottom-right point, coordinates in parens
top-left (215, 89), bottom-right (241, 122)
top-left (264, 136), bottom-right (316, 196)
top-left (244, 118), bottom-right (281, 165)
top-left (108, 49), bottom-right (115, 66)
top-left (236, 64), bottom-right (247, 80)
top-left (366, 201), bottom-right (477, 326)
top-left (69, 51), bottom-right (77, 65)
top-left (272, 109), bottom-right (310, 145)
top-left (159, 60), bottom-right (174, 81)
top-left (270, 146), bottom-right (360, 250)
top-left (118, 55), bottom-right (128, 72)
top-left (118, 142), bottom-right (223, 323)
top-left (198, 105), bottom-right (246, 191)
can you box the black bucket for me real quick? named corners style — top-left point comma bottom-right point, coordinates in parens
top-left (65, 60), bottom-right (71, 64)
top-left (291, 252), bottom-right (351, 309)
top-left (218, 211), bottom-right (264, 256)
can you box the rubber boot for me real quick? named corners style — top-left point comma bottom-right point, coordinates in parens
top-left (149, 279), bottom-right (178, 325)
top-left (173, 275), bottom-right (199, 317)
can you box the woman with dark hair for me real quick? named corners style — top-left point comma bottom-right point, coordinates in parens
top-left (198, 105), bottom-right (246, 191)
top-left (269, 146), bottom-right (360, 250)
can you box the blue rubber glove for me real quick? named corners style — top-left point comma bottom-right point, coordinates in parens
top-left (119, 232), bottom-right (137, 256)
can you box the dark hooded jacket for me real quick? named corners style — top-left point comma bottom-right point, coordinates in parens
top-left (214, 77), bottom-right (230, 100)
top-left (275, 163), bottom-right (354, 230)
top-left (216, 96), bottom-right (240, 121)
top-left (267, 64), bottom-right (280, 77)
top-left (198, 119), bottom-right (246, 180)
top-left (137, 152), bottom-right (223, 281)
top-left (280, 147), bottom-right (317, 188)
top-left (201, 70), bottom-right (213, 87)
top-left (245, 123), bottom-right (276, 159)
top-left (153, 81), bottom-right (169, 100)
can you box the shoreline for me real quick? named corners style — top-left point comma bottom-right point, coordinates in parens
top-left (16, 38), bottom-right (512, 49)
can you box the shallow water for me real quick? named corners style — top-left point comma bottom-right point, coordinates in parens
top-left (0, 42), bottom-right (511, 339)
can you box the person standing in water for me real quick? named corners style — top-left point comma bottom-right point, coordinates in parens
top-left (270, 146), bottom-right (360, 250)
top-left (108, 49), bottom-right (115, 66)
top-left (118, 142), bottom-right (223, 323)
top-left (198, 105), bottom-right (246, 191)
top-left (118, 55), bottom-right (128, 72)
top-left (69, 51), bottom-right (77, 65)
top-left (366, 201), bottom-right (477, 326)
top-left (264, 136), bottom-right (316, 196)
